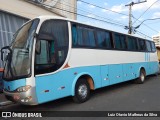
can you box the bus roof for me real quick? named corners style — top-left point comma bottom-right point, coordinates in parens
top-left (36, 15), bottom-right (152, 41)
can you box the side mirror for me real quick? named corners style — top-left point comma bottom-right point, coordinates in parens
top-left (35, 41), bottom-right (41, 54)
top-left (1, 46), bottom-right (11, 61)
top-left (1, 50), bottom-right (4, 61)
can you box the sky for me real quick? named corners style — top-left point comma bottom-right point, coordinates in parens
top-left (77, 0), bottom-right (160, 39)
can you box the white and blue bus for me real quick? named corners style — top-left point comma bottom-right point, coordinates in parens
top-left (1, 16), bottom-right (159, 105)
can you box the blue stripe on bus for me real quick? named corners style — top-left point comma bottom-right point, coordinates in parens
top-left (3, 78), bottom-right (26, 91)
top-left (35, 61), bottom-right (159, 104)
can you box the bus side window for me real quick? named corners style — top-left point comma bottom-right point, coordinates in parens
top-left (127, 37), bottom-right (138, 51)
top-left (36, 40), bottom-right (49, 65)
top-left (96, 30), bottom-right (106, 48)
top-left (151, 42), bottom-right (156, 52)
top-left (146, 41), bottom-right (152, 52)
top-left (72, 24), bottom-right (78, 46)
top-left (96, 30), bottom-right (112, 49)
top-left (114, 33), bottom-right (127, 50)
top-left (114, 33), bottom-right (121, 49)
top-left (139, 39), bottom-right (146, 51)
top-left (105, 32), bottom-right (112, 49)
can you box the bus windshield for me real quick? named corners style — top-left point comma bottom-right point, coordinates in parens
top-left (3, 19), bottom-right (39, 80)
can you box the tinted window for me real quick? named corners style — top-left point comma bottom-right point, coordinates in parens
top-left (96, 30), bottom-right (111, 48)
top-left (127, 37), bottom-right (138, 51)
top-left (35, 20), bottom-right (69, 75)
top-left (114, 33), bottom-right (127, 49)
top-left (146, 41), bottom-right (152, 52)
top-left (151, 42), bottom-right (156, 52)
top-left (138, 39), bottom-right (146, 51)
top-left (72, 24), bottom-right (96, 47)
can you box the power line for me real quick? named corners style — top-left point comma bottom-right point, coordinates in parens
top-left (77, 0), bottom-right (129, 16)
top-left (53, 0), bottom-right (157, 32)
top-left (125, 1), bottom-right (147, 34)
top-left (136, 30), bottom-right (152, 39)
top-left (133, 0), bottom-right (160, 25)
top-left (53, 0), bottom-right (126, 26)
top-left (78, 0), bottom-right (159, 34)
top-left (41, 3), bottom-right (125, 28)
top-left (132, 15), bottom-right (159, 33)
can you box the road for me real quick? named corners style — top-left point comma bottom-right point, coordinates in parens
top-left (0, 75), bottom-right (160, 119)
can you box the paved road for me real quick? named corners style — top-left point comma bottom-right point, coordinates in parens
top-left (0, 75), bottom-right (160, 119)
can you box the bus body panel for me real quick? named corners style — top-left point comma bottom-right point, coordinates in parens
top-left (35, 62), bottom-right (158, 104)
top-left (3, 79), bottom-right (26, 91)
top-left (35, 66), bottom-right (102, 104)
top-left (100, 65), bottom-right (109, 87)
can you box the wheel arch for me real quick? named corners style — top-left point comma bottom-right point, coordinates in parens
top-left (71, 72), bottom-right (95, 96)
top-left (139, 67), bottom-right (146, 76)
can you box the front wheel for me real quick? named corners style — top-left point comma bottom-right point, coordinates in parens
top-left (73, 79), bottom-right (90, 103)
top-left (135, 69), bottom-right (146, 84)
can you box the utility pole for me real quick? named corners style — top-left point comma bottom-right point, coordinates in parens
top-left (125, 0), bottom-right (147, 34)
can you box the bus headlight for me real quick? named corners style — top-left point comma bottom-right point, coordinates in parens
top-left (21, 96), bottom-right (32, 103)
top-left (16, 85), bottom-right (31, 92)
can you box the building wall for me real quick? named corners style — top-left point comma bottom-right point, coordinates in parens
top-left (156, 47), bottom-right (160, 62)
top-left (0, 11), bottom-right (29, 68)
top-left (0, 0), bottom-right (76, 19)
top-left (153, 33), bottom-right (160, 47)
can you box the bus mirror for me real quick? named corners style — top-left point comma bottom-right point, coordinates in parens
top-left (1, 46), bottom-right (10, 61)
top-left (35, 41), bottom-right (41, 54)
top-left (1, 50), bottom-right (4, 61)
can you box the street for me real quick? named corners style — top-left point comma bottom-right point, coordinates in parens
top-left (0, 75), bottom-right (160, 112)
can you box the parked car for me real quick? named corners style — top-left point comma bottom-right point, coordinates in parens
top-left (0, 68), bottom-right (3, 93)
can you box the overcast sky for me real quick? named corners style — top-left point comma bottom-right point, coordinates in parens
top-left (77, 0), bottom-right (160, 39)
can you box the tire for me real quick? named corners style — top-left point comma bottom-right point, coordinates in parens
top-left (135, 69), bottom-right (146, 84)
top-left (73, 79), bottom-right (90, 103)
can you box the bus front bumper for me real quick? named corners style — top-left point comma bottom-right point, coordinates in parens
top-left (3, 86), bottom-right (39, 105)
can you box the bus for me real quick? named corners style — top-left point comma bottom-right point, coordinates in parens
top-left (0, 68), bottom-right (3, 92)
top-left (1, 16), bottom-right (159, 105)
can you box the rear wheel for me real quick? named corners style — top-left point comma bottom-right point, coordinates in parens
top-left (135, 69), bottom-right (146, 84)
top-left (73, 79), bottom-right (90, 103)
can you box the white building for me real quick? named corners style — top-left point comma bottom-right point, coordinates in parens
top-left (152, 33), bottom-right (160, 47)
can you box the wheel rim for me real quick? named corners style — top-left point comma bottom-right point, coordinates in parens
top-left (140, 72), bottom-right (145, 82)
top-left (78, 84), bottom-right (88, 99)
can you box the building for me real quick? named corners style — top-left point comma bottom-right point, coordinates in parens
top-left (0, 0), bottom-right (77, 68)
top-left (153, 33), bottom-right (160, 47)
top-left (153, 33), bottom-right (160, 62)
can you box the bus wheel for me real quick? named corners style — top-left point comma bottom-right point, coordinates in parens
top-left (73, 79), bottom-right (90, 103)
top-left (135, 69), bottom-right (146, 84)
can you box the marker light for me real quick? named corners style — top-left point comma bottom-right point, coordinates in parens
top-left (16, 85), bottom-right (31, 92)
